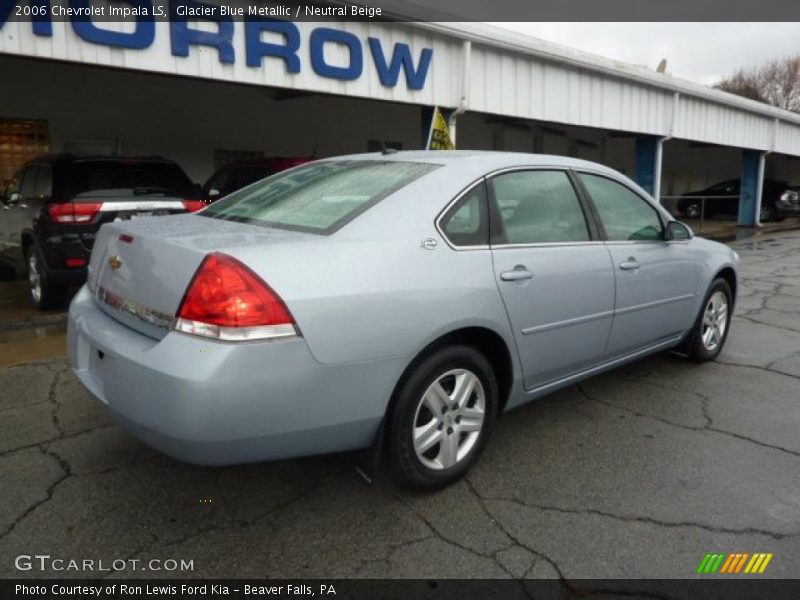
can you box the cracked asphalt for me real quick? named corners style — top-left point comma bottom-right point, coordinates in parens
top-left (1, 231), bottom-right (799, 582)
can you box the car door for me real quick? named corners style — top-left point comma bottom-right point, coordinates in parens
top-left (488, 169), bottom-right (616, 390)
top-left (576, 172), bottom-right (698, 356)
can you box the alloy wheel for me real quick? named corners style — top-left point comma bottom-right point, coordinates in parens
top-left (412, 369), bottom-right (486, 470)
top-left (701, 291), bottom-right (728, 352)
top-left (685, 203), bottom-right (701, 218)
top-left (28, 252), bottom-right (42, 305)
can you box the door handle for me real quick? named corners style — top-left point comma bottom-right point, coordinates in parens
top-left (500, 266), bottom-right (535, 281)
top-left (619, 258), bottom-right (640, 271)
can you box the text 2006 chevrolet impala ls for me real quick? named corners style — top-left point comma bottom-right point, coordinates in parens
top-left (68, 151), bottom-right (738, 488)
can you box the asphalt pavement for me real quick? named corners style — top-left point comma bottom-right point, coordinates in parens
top-left (1, 231), bottom-right (799, 584)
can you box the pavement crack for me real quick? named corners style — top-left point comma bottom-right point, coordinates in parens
top-left (577, 383), bottom-right (800, 459)
top-left (483, 495), bottom-right (797, 541)
top-left (0, 423), bottom-right (118, 458)
top-left (715, 359), bottom-right (800, 383)
top-left (0, 445), bottom-right (72, 542)
top-left (48, 367), bottom-right (67, 438)
top-left (463, 477), bottom-right (568, 582)
top-left (385, 485), bottom-right (517, 578)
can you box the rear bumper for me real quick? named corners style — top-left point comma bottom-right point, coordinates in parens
top-left (48, 266), bottom-right (87, 287)
top-left (67, 286), bottom-right (398, 465)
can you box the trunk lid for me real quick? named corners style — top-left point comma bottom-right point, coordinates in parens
top-left (88, 214), bottom-right (317, 339)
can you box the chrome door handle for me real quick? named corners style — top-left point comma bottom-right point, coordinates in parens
top-left (500, 267), bottom-right (535, 281)
top-left (619, 258), bottom-right (639, 271)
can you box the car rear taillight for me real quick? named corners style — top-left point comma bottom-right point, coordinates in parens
top-left (48, 202), bottom-right (102, 224)
top-left (182, 200), bottom-right (207, 213)
top-left (175, 253), bottom-right (298, 341)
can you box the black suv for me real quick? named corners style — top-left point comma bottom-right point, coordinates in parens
top-left (0, 155), bottom-right (204, 309)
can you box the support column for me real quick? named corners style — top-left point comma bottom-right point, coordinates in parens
top-left (420, 106), bottom-right (433, 149)
top-left (739, 149), bottom-right (766, 227)
top-left (634, 135), bottom-right (664, 201)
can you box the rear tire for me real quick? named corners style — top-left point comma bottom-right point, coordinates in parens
top-left (27, 246), bottom-right (64, 311)
top-left (387, 345), bottom-right (498, 490)
top-left (686, 278), bottom-right (733, 362)
top-left (760, 203), bottom-right (776, 223)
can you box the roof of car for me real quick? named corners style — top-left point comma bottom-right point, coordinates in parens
top-left (324, 150), bottom-right (620, 174)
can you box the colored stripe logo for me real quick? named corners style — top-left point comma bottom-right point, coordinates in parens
top-left (696, 552), bottom-right (773, 574)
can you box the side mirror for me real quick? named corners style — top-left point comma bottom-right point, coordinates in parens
top-left (666, 220), bottom-right (693, 241)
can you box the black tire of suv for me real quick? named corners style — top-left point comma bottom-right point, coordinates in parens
top-left (387, 345), bottom-right (498, 490)
top-left (26, 246), bottom-right (64, 311)
top-left (686, 278), bottom-right (733, 363)
top-left (760, 203), bottom-right (776, 223)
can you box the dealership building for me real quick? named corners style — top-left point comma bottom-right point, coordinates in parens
top-left (3, 13), bottom-right (800, 225)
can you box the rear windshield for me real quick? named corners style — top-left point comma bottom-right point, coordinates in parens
top-left (201, 160), bottom-right (439, 234)
top-left (69, 160), bottom-right (196, 198)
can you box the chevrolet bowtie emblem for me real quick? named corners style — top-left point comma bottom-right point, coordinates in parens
top-left (108, 255), bottom-right (122, 270)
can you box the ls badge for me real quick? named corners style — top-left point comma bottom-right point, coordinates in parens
top-left (108, 256), bottom-right (122, 270)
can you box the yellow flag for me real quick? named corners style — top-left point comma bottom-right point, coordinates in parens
top-left (426, 107), bottom-right (455, 150)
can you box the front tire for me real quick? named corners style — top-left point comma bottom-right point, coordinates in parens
top-left (683, 201), bottom-right (701, 219)
top-left (760, 203), bottom-right (776, 223)
top-left (687, 278), bottom-right (733, 362)
top-left (387, 345), bottom-right (498, 490)
top-left (27, 247), bottom-right (64, 310)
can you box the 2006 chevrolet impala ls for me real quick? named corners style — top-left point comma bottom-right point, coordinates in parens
top-left (68, 151), bottom-right (738, 488)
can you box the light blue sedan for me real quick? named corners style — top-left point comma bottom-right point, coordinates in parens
top-left (67, 151), bottom-right (738, 488)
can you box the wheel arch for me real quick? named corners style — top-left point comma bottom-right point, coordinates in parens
top-left (714, 266), bottom-right (738, 305)
top-left (387, 325), bottom-right (516, 419)
top-left (21, 231), bottom-right (35, 260)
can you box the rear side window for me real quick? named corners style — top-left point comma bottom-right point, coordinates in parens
top-left (578, 173), bottom-right (663, 241)
top-left (68, 161), bottom-right (196, 198)
top-left (202, 160), bottom-right (439, 234)
top-left (490, 170), bottom-right (590, 244)
top-left (440, 183), bottom-right (488, 247)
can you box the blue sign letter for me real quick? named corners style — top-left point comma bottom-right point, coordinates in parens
top-left (244, 18), bottom-right (300, 71)
top-left (309, 28), bottom-right (362, 81)
top-left (71, 0), bottom-right (154, 49)
top-left (368, 38), bottom-right (432, 90)
top-left (171, 0), bottom-right (234, 64)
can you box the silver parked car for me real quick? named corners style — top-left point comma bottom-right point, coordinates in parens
top-left (68, 152), bottom-right (738, 488)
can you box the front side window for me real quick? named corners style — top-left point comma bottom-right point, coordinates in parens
top-left (33, 165), bottom-right (52, 198)
top-left (579, 173), bottom-right (664, 242)
top-left (202, 160), bottom-right (439, 234)
top-left (489, 170), bottom-right (590, 244)
top-left (440, 183), bottom-right (488, 247)
top-left (2, 169), bottom-right (23, 201)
